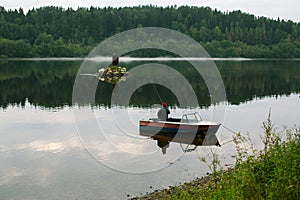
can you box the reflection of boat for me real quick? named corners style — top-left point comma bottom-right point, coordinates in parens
top-left (139, 112), bottom-right (221, 154)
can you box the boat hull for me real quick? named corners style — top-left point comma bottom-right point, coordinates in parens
top-left (139, 120), bottom-right (220, 146)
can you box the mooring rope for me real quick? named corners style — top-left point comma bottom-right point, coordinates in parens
top-left (218, 123), bottom-right (240, 146)
top-left (220, 123), bottom-right (239, 136)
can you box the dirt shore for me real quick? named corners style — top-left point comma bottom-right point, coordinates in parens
top-left (129, 176), bottom-right (211, 199)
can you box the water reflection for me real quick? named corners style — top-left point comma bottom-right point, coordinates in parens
top-left (0, 59), bottom-right (300, 198)
top-left (140, 131), bottom-right (220, 154)
top-left (0, 59), bottom-right (300, 108)
top-left (0, 93), bottom-right (299, 199)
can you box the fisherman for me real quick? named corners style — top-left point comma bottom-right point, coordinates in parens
top-left (157, 102), bottom-right (170, 121)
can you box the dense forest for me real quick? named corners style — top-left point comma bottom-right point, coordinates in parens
top-left (1, 5), bottom-right (300, 58)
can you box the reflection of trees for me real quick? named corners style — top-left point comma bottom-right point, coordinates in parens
top-left (0, 60), bottom-right (299, 108)
top-left (217, 60), bottom-right (300, 104)
top-left (0, 61), bottom-right (79, 108)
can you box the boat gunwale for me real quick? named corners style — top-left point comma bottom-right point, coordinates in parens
top-left (139, 119), bottom-right (220, 126)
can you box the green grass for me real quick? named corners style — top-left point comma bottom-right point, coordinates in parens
top-left (162, 116), bottom-right (300, 200)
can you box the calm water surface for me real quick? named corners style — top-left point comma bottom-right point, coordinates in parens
top-left (0, 59), bottom-right (299, 199)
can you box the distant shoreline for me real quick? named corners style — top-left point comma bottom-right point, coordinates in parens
top-left (2, 57), bottom-right (300, 62)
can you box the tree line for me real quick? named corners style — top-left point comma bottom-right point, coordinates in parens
top-left (0, 5), bottom-right (300, 58)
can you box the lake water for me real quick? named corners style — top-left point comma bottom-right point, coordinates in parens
top-left (0, 58), bottom-right (299, 199)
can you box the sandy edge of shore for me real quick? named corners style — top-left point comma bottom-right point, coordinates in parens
top-left (128, 176), bottom-right (211, 199)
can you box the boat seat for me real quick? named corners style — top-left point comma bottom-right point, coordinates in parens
top-left (149, 118), bottom-right (159, 122)
top-left (167, 118), bottom-right (181, 122)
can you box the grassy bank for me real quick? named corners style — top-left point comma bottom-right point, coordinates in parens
top-left (132, 116), bottom-right (300, 199)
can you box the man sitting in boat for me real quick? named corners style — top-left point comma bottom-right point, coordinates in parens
top-left (157, 102), bottom-right (170, 121)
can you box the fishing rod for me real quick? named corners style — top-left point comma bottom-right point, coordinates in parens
top-left (151, 84), bottom-right (163, 104)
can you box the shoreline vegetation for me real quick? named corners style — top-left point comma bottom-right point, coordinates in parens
top-left (130, 116), bottom-right (300, 199)
top-left (1, 6), bottom-right (300, 58)
top-left (2, 57), bottom-right (300, 61)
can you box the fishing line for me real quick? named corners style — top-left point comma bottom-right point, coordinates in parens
top-left (152, 84), bottom-right (163, 103)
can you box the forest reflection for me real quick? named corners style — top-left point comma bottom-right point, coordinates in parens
top-left (0, 59), bottom-right (299, 109)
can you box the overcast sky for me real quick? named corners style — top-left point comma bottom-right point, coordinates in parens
top-left (1, 0), bottom-right (300, 22)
